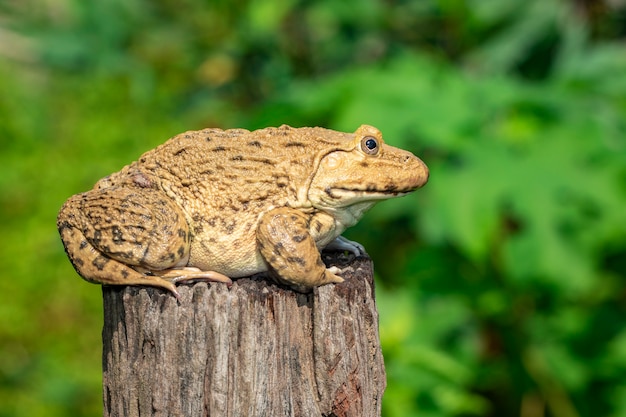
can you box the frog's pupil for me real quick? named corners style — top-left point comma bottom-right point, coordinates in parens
top-left (365, 138), bottom-right (377, 150)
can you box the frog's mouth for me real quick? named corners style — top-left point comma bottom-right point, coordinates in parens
top-left (324, 186), bottom-right (416, 201)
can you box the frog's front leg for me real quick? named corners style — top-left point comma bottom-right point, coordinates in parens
top-left (256, 207), bottom-right (344, 292)
top-left (57, 186), bottom-right (231, 298)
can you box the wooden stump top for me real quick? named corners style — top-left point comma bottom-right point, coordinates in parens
top-left (102, 254), bottom-right (386, 417)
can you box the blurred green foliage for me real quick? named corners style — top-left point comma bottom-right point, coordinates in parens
top-left (1, 0), bottom-right (626, 416)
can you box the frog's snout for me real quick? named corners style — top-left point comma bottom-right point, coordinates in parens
top-left (407, 154), bottom-right (429, 190)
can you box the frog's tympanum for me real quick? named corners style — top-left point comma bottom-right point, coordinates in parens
top-left (57, 125), bottom-right (429, 297)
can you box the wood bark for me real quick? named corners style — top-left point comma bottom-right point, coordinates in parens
top-left (102, 254), bottom-right (386, 417)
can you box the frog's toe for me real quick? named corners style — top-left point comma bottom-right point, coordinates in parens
top-left (323, 266), bottom-right (345, 284)
top-left (325, 236), bottom-right (366, 257)
top-left (156, 280), bottom-right (181, 300)
top-left (155, 267), bottom-right (233, 286)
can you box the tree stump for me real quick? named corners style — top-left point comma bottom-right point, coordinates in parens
top-left (102, 254), bottom-right (386, 417)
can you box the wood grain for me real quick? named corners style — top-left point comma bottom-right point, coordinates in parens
top-left (102, 255), bottom-right (385, 417)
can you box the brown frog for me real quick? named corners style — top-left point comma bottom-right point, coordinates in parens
top-left (57, 125), bottom-right (429, 297)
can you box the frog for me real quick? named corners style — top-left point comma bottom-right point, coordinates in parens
top-left (57, 124), bottom-right (429, 298)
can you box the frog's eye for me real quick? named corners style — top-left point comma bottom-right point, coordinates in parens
top-left (361, 136), bottom-right (380, 155)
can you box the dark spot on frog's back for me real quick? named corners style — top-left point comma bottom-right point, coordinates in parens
top-left (248, 141), bottom-right (262, 148)
top-left (117, 251), bottom-right (134, 260)
top-left (177, 246), bottom-right (185, 257)
top-left (92, 255), bottom-right (110, 271)
top-left (231, 155), bottom-right (244, 161)
top-left (112, 226), bottom-right (124, 244)
top-left (212, 146), bottom-right (226, 152)
top-left (92, 230), bottom-right (102, 245)
top-left (285, 142), bottom-right (305, 147)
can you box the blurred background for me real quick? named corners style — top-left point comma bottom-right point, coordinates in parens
top-left (1, 0), bottom-right (626, 416)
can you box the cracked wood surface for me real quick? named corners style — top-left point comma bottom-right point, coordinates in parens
top-left (102, 255), bottom-right (386, 417)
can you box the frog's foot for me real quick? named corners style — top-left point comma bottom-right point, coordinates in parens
top-left (150, 267), bottom-right (233, 287)
top-left (325, 266), bottom-right (345, 283)
top-left (324, 236), bottom-right (367, 257)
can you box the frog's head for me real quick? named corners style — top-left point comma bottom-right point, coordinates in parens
top-left (308, 125), bottom-right (429, 223)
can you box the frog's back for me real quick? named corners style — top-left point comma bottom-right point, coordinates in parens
top-left (129, 125), bottom-right (353, 209)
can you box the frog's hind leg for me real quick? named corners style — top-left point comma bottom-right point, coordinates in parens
top-left (57, 206), bottom-right (181, 297)
top-left (57, 187), bottom-right (202, 298)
